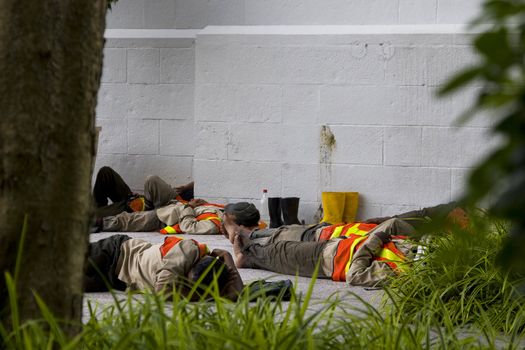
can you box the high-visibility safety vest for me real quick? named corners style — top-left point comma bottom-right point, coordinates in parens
top-left (160, 212), bottom-right (222, 235)
top-left (319, 222), bottom-right (378, 241)
top-left (127, 196), bottom-right (146, 212)
top-left (331, 230), bottom-right (408, 281)
top-left (159, 236), bottom-right (208, 258)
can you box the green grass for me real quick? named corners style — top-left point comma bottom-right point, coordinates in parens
top-left (386, 213), bottom-right (525, 336)
top-left (2, 213), bottom-right (525, 349)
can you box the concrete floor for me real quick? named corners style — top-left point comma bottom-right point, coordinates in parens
top-left (84, 231), bottom-right (384, 321)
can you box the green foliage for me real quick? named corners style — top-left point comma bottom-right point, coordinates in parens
top-left (387, 214), bottom-right (525, 336)
top-left (2, 251), bottom-right (524, 350)
top-left (439, 0), bottom-right (525, 274)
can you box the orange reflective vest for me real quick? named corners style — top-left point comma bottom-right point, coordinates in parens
top-left (319, 222), bottom-right (378, 241)
top-left (160, 212), bottom-right (222, 235)
top-left (127, 196), bottom-right (146, 212)
top-left (331, 231), bottom-right (408, 281)
top-left (159, 236), bottom-right (208, 258)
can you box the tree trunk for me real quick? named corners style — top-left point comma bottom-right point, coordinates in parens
top-left (0, 0), bottom-right (107, 335)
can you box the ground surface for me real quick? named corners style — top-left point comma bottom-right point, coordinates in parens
top-left (84, 231), bottom-right (383, 322)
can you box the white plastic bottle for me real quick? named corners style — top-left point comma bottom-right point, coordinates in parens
top-left (259, 189), bottom-right (269, 226)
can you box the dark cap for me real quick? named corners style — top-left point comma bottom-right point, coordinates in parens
top-left (224, 202), bottom-right (260, 227)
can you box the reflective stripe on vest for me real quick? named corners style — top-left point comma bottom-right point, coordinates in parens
top-left (195, 240), bottom-right (209, 257)
top-left (332, 234), bottom-right (368, 281)
top-left (160, 236), bottom-right (183, 257)
top-left (331, 235), bottom-right (407, 281)
top-left (160, 236), bottom-right (208, 258)
top-left (195, 213), bottom-right (222, 229)
top-left (160, 224), bottom-right (183, 235)
top-left (319, 223), bottom-right (377, 241)
top-left (375, 240), bottom-right (406, 271)
top-left (128, 196), bottom-right (146, 212)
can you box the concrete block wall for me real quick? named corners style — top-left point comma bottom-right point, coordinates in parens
top-left (94, 30), bottom-right (197, 192)
top-left (106, 0), bottom-right (484, 29)
top-left (193, 25), bottom-right (496, 222)
top-left (96, 1), bottom-right (496, 223)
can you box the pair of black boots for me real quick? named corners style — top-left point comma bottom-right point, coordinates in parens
top-left (268, 197), bottom-right (302, 228)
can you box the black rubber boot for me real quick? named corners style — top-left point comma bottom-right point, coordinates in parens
top-left (268, 197), bottom-right (284, 228)
top-left (281, 197), bottom-right (301, 225)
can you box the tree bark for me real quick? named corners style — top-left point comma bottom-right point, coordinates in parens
top-left (0, 0), bottom-right (107, 335)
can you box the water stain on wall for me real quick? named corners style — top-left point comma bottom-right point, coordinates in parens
top-left (320, 125), bottom-right (336, 189)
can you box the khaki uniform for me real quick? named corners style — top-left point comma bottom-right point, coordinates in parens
top-left (103, 202), bottom-right (223, 234)
top-left (85, 235), bottom-right (203, 293)
top-left (117, 238), bottom-right (201, 292)
top-left (157, 203), bottom-right (223, 235)
top-left (239, 219), bottom-right (416, 287)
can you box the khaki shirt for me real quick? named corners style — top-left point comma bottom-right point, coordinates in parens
top-left (116, 238), bottom-right (200, 292)
top-left (156, 201), bottom-right (224, 234)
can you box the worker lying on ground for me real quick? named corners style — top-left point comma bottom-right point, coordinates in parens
top-left (93, 166), bottom-right (194, 218)
top-left (229, 218), bottom-right (415, 287)
top-left (84, 234), bottom-right (243, 301)
top-left (93, 198), bottom-right (224, 234)
top-left (91, 167), bottom-right (223, 234)
top-left (222, 201), bottom-right (469, 244)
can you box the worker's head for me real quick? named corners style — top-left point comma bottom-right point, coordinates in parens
top-left (222, 202), bottom-right (260, 242)
top-left (187, 256), bottom-right (229, 297)
top-left (223, 202), bottom-right (260, 227)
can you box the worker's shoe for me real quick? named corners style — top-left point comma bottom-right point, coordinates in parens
top-left (281, 197), bottom-right (301, 225)
top-left (320, 192), bottom-right (345, 224)
top-left (269, 197), bottom-right (283, 228)
top-left (342, 192), bottom-right (359, 224)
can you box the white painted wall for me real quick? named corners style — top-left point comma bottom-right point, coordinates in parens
top-left (106, 0), bottom-right (484, 29)
top-left (193, 26), bottom-right (496, 222)
top-left (96, 2), bottom-right (496, 223)
top-left (95, 30), bottom-right (197, 192)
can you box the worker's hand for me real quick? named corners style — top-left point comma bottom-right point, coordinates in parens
top-left (188, 198), bottom-right (206, 208)
top-left (210, 249), bottom-right (244, 301)
top-left (210, 249), bottom-right (235, 267)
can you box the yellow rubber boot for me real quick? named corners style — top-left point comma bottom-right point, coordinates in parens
top-left (320, 192), bottom-right (346, 224)
top-left (342, 192), bottom-right (359, 223)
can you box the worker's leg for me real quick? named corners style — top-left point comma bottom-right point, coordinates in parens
top-left (396, 201), bottom-right (459, 220)
top-left (95, 201), bottom-right (128, 218)
top-left (93, 166), bottom-right (132, 207)
top-left (233, 235), bottom-right (329, 278)
top-left (249, 226), bottom-right (306, 243)
top-left (365, 202), bottom-right (461, 230)
top-left (103, 210), bottom-right (163, 232)
top-left (84, 234), bottom-right (131, 292)
top-left (143, 175), bottom-right (178, 209)
top-left (394, 202), bottom-right (460, 231)
top-left (368, 218), bottom-right (416, 237)
top-left (302, 223), bottom-right (331, 242)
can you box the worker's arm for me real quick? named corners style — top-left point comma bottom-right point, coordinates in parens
top-left (210, 249), bottom-right (244, 301)
top-left (154, 240), bottom-right (200, 296)
top-left (346, 231), bottom-right (394, 287)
